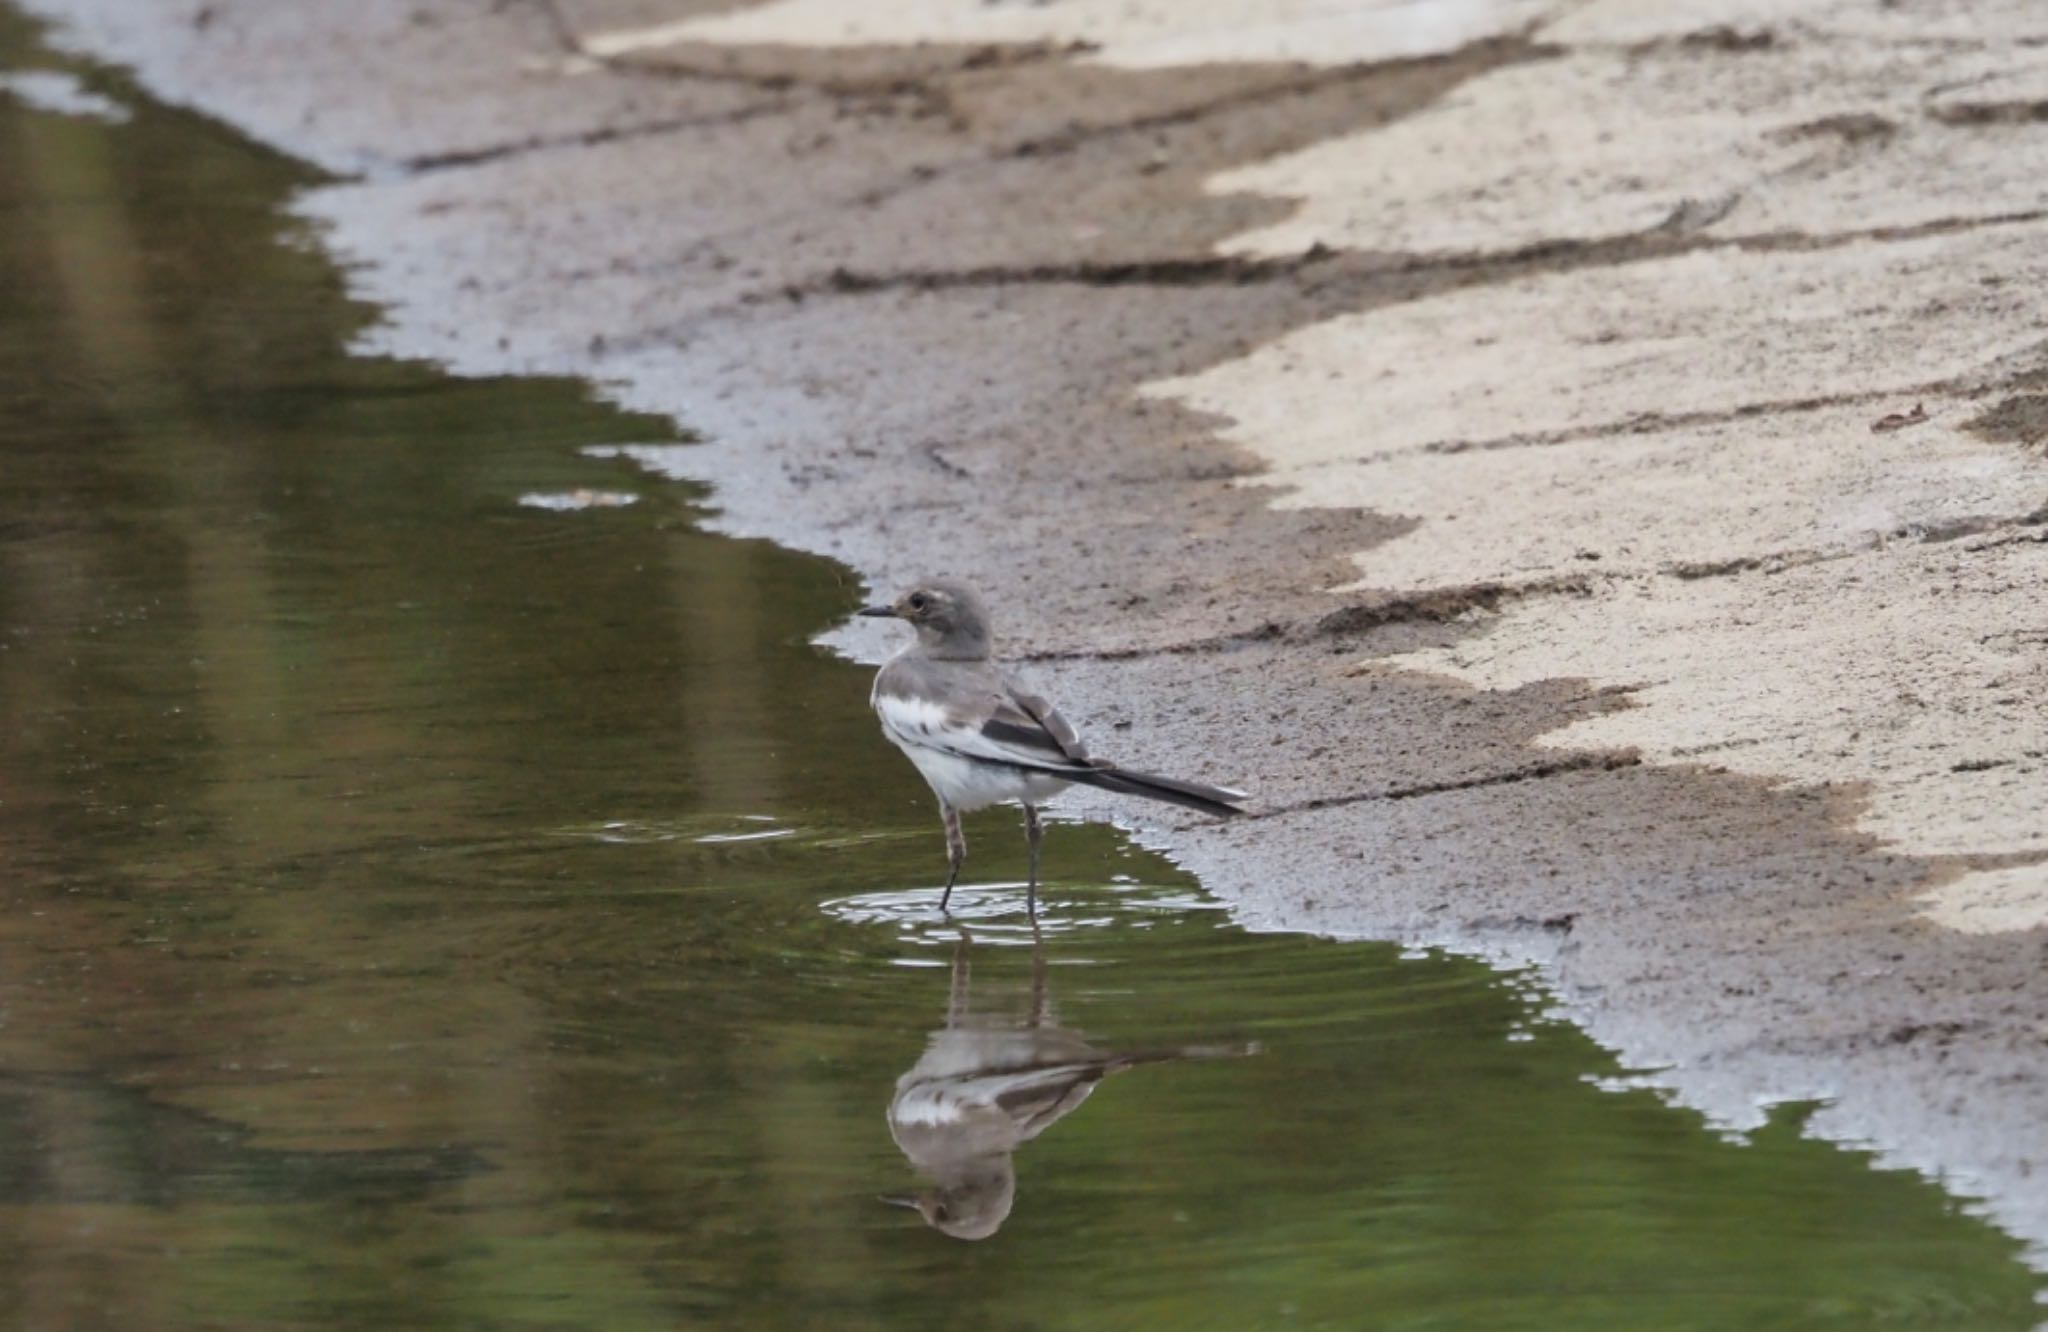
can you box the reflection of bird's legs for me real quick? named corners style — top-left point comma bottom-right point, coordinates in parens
top-left (948, 923), bottom-right (973, 1028)
top-left (1023, 803), bottom-right (1043, 920)
top-left (939, 802), bottom-right (966, 911)
top-left (1029, 913), bottom-right (1048, 1028)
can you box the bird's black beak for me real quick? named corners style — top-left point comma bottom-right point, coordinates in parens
top-left (856, 604), bottom-right (898, 619)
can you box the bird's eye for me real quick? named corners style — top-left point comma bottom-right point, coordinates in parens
top-left (907, 593), bottom-right (929, 612)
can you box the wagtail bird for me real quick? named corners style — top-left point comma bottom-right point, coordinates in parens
top-left (883, 924), bottom-right (1254, 1239)
top-left (858, 579), bottom-right (1246, 914)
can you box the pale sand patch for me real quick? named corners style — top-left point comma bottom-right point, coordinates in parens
top-left (1403, 535), bottom-right (2048, 900)
top-left (1147, 224), bottom-right (2048, 468)
top-left (1208, 41), bottom-right (2048, 258)
top-left (1917, 867), bottom-right (2048, 935)
top-left (582, 0), bottom-right (1557, 68)
top-left (1256, 407), bottom-right (2038, 593)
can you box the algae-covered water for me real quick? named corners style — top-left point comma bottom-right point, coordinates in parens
top-left (0, 11), bottom-right (2040, 1329)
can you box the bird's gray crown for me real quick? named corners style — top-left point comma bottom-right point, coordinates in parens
top-left (862, 578), bottom-right (992, 661)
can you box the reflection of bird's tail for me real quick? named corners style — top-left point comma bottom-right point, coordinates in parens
top-left (1075, 766), bottom-right (1247, 818)
top-left (1105, 1041), bottom-right (1262, 1072)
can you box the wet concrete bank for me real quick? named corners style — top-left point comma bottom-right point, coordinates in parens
top-left (13, 0), bottom-right (2046, 1270)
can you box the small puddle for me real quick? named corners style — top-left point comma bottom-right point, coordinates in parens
top-left (0, 10), bottom-right (2041, 1328)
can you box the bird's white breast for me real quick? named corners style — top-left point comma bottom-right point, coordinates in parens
top-left (874, 694), bottom-right (1069, 811)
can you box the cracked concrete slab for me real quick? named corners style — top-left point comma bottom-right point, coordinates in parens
top-left (17, 0), bottom-right (2048, 1279)
top-left (1207, 33), bottom-right (2048, 257)
top-left (1149, 227), bottom-right (2048, 589)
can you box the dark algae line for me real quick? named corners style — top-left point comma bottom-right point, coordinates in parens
top-left (0, 8), bottom-right (2041, 1329)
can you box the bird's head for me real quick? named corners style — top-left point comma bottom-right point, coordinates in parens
top-left (878, 1157), bottom-right (1016, 1240)
top-left (857, 579), bottom-right (991, 660)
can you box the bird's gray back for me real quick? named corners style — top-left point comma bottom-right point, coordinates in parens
top-left (873, 651), bottom-right (1006, 715)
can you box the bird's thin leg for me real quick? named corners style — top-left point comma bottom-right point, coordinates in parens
top-left (1023, 803), bottom-right (1043, 921)
top-left (938, 802), bottom-right (966, 912)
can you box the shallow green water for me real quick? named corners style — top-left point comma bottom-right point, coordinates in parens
top-left (0, 11), bottom-right (2041, 1329)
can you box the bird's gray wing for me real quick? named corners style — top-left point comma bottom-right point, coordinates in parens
top-left (894, 1063), bottom-right (1109, 1148)
top-left (990, 683), bottom-right (1091, 764)
top-left (875, 658), bottom-right (1093, 773)
top-left (991, 1066), bottom-right (1108, 1140)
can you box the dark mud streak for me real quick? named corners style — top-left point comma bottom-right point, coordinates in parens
top-left (1344, 374), bottom-right (2030, 463)
top-left (587, 36), bottom-right (1092, 98)
top-left (1959, 528), bottom-right (2048, 555)
top-left (1916, 504), bottom-right (2048, 543)
top-left (1733, 205), bottom-right (2048, 249)
top-left (811, 252), bottom-right (1312, 293)
top-left (1966, 391), bottom-right (2048, 450)
top-left (398, 99), bottom-right (798, 173)
top-left (999, 35), bottom-right (1559, 159)
top-left (1302, 576), bottom-right (1598, 637)
top-left (1252, 751), bottom-right (1647, 818)
top-left (1665, 508), bottom-right (2048, 580)
top-left (785, 232), bottom-right (1684, 303)
top-left (752, 203), bottom-right (2048, 323)
top-left (1930, 98), bottom-right (2048, 127)
top-left (1013, 575), bottom-right (1599, 663)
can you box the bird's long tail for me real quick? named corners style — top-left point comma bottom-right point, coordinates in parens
top-left (1071, 765), bottom-right (1247, 818)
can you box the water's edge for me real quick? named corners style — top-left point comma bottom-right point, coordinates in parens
top-left (11, 0), bottom-right (2045, 1287)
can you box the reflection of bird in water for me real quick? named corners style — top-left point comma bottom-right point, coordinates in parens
top-left (883, 924), bottom-right (1255, 1240)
